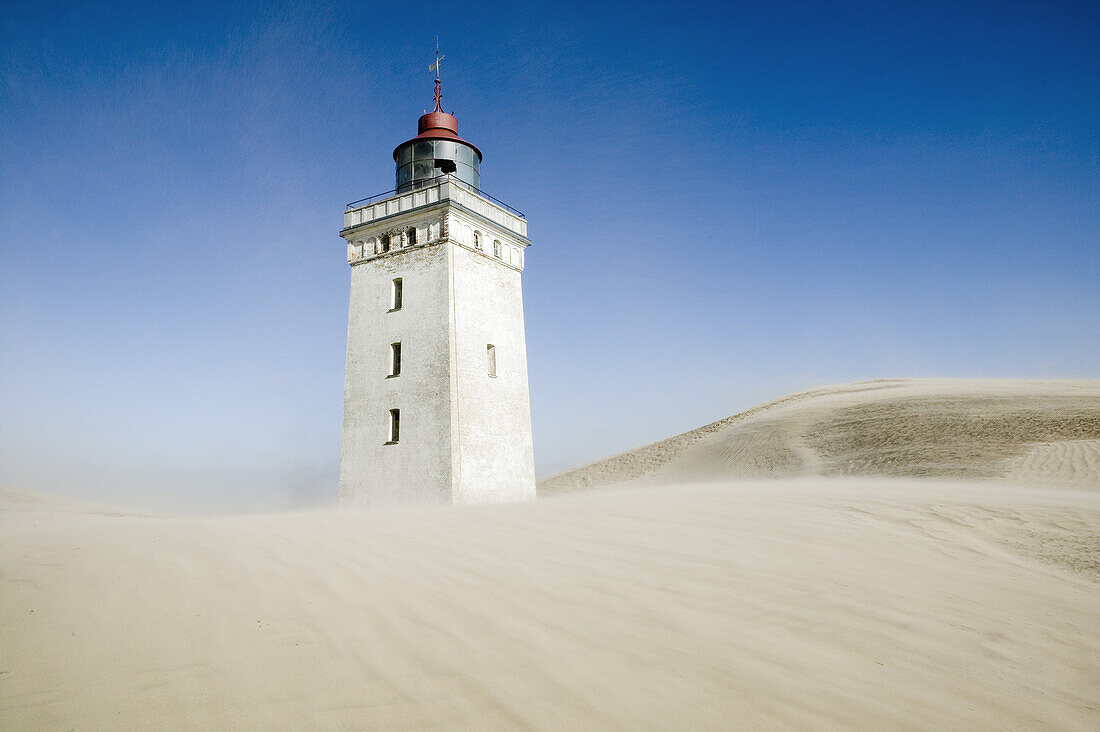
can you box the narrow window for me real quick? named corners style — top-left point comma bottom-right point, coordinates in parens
top-left (391, 278), bottom-right (403, 311)
top-left (381, 234), bottom-right (391, 253)
top-left (493, 240), bottom-right (501, 258)
top-left (407, 227), bottom-right (417, 246)
top-left (389, 342), bottom-right (401, 376)
top-left (387, 409), bottom-right (400, 443)
top-left (486, 344), bottom-right (497, 377)
top-left (474, 231), bottom-right (482, 250)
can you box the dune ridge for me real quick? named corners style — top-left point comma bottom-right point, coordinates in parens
top-left (539, 379), bottom-right (1100, 494)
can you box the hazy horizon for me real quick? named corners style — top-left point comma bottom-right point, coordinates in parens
top-left (2, 1), bottom-right (1098, 512)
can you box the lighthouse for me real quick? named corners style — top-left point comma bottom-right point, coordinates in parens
top-left (337, 52), bottom-right (536, 505)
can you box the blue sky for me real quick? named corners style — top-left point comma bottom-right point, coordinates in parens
top-left (2, 1), bottom-right (1097, 511)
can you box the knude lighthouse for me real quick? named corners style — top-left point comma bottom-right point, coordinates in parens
top-left (338, 57), bottom-right (536, 505)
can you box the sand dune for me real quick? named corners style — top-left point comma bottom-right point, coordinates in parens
top-left (2, 479), bottom-right (1099, 729)
top-left (539, 379), bottom-right (1100, 494)
top-left (3, 378), bottom-right (1100, 728)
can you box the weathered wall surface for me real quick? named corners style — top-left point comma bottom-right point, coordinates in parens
top-left (340, 235), bottom-right (453, 505)
top-left (448, 211), bottom-right (536, 503)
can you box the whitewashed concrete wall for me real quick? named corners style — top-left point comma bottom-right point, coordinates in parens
top-left (340, 240), bottom-right (453, 505)
top-left (448, 226), bottom-right (537, 503)
top-left (339, 190), bottom-right (535, 506)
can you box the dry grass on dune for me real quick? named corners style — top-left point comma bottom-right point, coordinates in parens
top-left (538, 379), bottom-right (1100, 494)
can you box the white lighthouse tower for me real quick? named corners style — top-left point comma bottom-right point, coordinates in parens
top-left (338, 54), bottom-right (536, 505)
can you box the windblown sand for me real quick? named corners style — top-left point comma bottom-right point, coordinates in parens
top-left (3, 380), bottom-right (1099, 729)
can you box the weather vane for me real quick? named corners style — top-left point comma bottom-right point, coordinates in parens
top-left (428, 38), bottom-right (445, 112)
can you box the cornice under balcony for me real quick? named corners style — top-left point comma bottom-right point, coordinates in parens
top-left (341, 175), bottom-right (528, 242)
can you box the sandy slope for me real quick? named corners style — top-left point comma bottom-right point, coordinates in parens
top-left (539, 379), bottom-right (1100, 494)
top-left (2, 479), bottom-right (1099, 730)
top-left (4, 380), bottom-right (1100, 728)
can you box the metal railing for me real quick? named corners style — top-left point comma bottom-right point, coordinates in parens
top-left (345, 174), bottom-right (526, 219)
